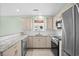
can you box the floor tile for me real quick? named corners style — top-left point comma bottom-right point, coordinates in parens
top-left (26, 49), bottom-right (54, 56)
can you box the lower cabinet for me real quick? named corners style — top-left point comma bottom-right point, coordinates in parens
top-left (33, 37), bottom-right (46, 48)
top-left (27, 36), bottom-right (51, 48)
top-left (46, 37), bottom-right (51, 48)
top-left (2, 41), bottom-right (21, 56)
top-left (27, 36), bottom-right (33, 48)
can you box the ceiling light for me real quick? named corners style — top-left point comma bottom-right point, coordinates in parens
top-left (16, 9), bottom-right (20, 12)
top-left (33, 9), bottom-right (39, 11)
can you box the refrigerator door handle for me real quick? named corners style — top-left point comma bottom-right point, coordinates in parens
top-left (75, 4), bottom-right (79, 14)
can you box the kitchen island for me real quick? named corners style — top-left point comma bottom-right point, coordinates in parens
top-left (0, 34), bottom-right (28, 56)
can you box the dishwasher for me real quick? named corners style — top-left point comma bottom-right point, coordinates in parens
top-left (21, 38), bottom-right (27, 56)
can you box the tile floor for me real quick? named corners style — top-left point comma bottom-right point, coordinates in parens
top-left (25, 49), bottom-right (55, 56)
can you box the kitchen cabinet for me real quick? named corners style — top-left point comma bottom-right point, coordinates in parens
top-left (27, 36), bottom-right (51, 48)
top-left (33, 36), bottom-right (47, 48)
top-left (2, 41), bottom-right (21, 56)
top-left (27, 36), bottom-right (33, 48)
top-left (22, 17), bottom-right (32, 31)
top-left (47, 17), bottom-right (53, 30)
top-left (46, 37), bottom-right (51, 48)
top-left (32, 37), bottom-right (40, 48)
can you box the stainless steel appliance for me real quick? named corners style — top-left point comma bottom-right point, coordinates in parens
top-left (21, 39), bottom-right (27, 56)
top-left (62, 4), bottom-right (79, 56)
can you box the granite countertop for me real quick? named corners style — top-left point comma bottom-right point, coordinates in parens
top-left (0, 35), bottom-right (28, 52)
top-left (23, 30), bottom-right (54, 37)
top-left (0, 30), bottom-right (62, 52)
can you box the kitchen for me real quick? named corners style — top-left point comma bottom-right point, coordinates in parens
top-left (0, 3), bottom-right (78, 56)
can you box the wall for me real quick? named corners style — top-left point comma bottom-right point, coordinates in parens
top-left (53, 3), bottom-right (74, 30)
top-left (0, 16), bottom-right (22, 36)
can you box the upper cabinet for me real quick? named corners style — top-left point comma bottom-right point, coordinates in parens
top-left (21, 17), bottom-right (32, 31)
top-left (47, 17), bottom-right (53, 31)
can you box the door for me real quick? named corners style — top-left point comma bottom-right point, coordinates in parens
top-left (62, 6), bottom-right (75, 56)
top-left (75, 4), bottom-right (79, 56)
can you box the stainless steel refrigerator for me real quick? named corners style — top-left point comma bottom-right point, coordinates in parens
top-left (62, 4), bottom-right (79, 56)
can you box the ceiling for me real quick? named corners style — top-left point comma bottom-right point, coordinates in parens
top-left (0, 3), bottom-right (67, 16)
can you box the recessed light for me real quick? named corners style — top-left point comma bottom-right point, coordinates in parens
top-left (33, 9), bottom-right (39, 11)
top-left (16, 9), bottom-right (20, 12)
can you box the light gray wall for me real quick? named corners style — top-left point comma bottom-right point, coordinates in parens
top-left (0, 16), bottom-right (22, 36)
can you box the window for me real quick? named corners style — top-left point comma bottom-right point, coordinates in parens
top-left (32, 16), bottom-right (47, 31)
